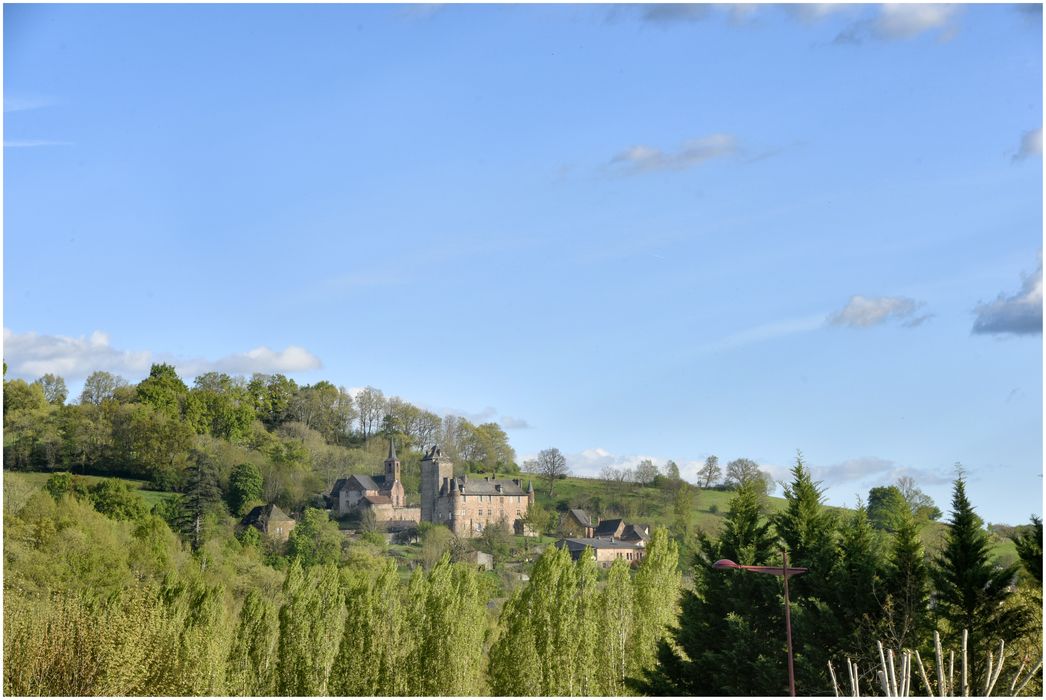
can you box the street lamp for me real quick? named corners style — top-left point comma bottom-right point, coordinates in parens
top-left (713, 549), bottom-right (808, 696)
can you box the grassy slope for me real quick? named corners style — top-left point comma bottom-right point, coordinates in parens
top-left (3, 470), bottom-right (175, 510)
top-left (527, 474), bottom-right (1019, 564)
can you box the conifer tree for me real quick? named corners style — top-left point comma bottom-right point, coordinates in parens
top-left (934, 474), bottom-right (1027, 684)
top-left (176, 453), bottom-right (223, 551)
top-left (636, 480), bottom-right (785, 695)
top-left (1013, 515), bottom-right (1043, 585)
top-left (773, 452), bottom-right (840, 690)
top-left (881, 508), bottom-right (930, 652)
top-left (833, 504), bottom-right (886, 667)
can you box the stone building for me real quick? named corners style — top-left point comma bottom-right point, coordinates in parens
top-left (331, 440), bottom-right (421, 525)
top-left (420, 445), bottom-right (535, 537)
top-left (593, 518), bottom-right (651, 543)
top-left (555, 536), bottom-right (646, 568)
top-left (560, 508), bottom-right (595, 537)
top-left (241, 504), bottom-right (296, 542)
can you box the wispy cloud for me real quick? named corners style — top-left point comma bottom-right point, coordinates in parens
top-left (639, 4), bottom-right (713, 24)
top-left (4, 96), bottom-right (57, 113)
top-left (2, 328), bottom-right (323, 381)
top-left (812, 456), bottom-right (952, 488)
top-left (500, 415), bottom-right (533, 430)
top-left (835, 4), bottom-right (960, 44)
top-left (1013, 127), bottom-right (1043, 161)
top-left (4, 140), bottom-right (71, 148)
top-left (610, 133), bottom-right (738, 174)
top-left (972, 255), bottom-right (1043, 336)
top-left (700, 314), bottom-right (827, 354)
top-left (827, 295), bottom-right (929, 328)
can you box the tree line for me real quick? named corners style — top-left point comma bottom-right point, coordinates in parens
top-left (3, 363), bottom-right (518, 512)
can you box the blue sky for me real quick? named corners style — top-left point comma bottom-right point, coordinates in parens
top-left (4, 3), bottom-right (1042, 524)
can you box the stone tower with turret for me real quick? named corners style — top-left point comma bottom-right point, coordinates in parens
top-left (420, 445), bottom-right (453, 522)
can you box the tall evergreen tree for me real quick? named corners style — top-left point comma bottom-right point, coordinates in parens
top-left (934, 475), bottom-right (1029, 687)
top-left (637, 480), bottom-right (786, 695)
top-left (881, 508), bottom-right (930, 652)
top-left (773, 452), bottom-right (841, 691)
top-left (832, 504), bottom-right (887, 669)
top-left (176, 452), bottom-right (223, 551)
top-left (1013, 515), bottom-right (1043, 585)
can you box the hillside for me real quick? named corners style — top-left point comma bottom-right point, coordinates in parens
top-left (516, 472), bottom-right (1020, 565)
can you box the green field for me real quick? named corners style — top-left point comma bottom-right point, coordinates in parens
top-left (3, 470), bottom-right (175, 511)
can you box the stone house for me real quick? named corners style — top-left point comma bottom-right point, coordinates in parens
top-left (593, 518), bottom-right (651, 543)
top-left (241, 504), bottom-right (296, 542)
top-left (420, 445), bottom-right (535, 537)
top-left (554, 536), bottom-right (646, 568)
top-left (559, 508), bottom-right (595, 537)
top-left (330, 440), bottom-right (421, 526)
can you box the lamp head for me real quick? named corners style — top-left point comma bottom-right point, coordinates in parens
top-left (712, 559), bottom-right (740, 570)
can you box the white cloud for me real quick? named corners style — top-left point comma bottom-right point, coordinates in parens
top-left (610, 133), bottom-right (738, 174)
top-left (972, 256), bottom-right (1043, 336)
top-left (1014, 128), bottom-right (1043, 161)
top-left (2, 328), bottom-right (323, 381)
top-left (835, 4), bottom-right (960, 44)
top-left (182, 345), bottom-right (323, 376)
top-left (873, 4), bottom-right (958, 39)
top-left (828, 295), bottom-right (928, 328)
top-left (810, 456), bottom-right (951, 488)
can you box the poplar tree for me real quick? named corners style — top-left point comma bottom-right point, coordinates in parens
top-left (630, 527), bottom-right (681, 676)
top-left (599, 558), bottom-right (635, 695)
top-left (277, 562), bottom-right (345, 695)
top-left (573, 547), bottom-right (601, 695)
top-left (226, 590), bottom-right (279, 695)
top-left (934, 475), bottom-right (1027, 684)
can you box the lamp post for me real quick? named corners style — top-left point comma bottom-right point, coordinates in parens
top-left (713, 549), bottom-right (808, 696)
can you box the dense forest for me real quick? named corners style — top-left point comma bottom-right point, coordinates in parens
top-left (3, 364), bottom-right (1043, 696)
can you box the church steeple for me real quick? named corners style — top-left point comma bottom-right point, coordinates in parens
top-left (384, 438), bottom-right (400, 484)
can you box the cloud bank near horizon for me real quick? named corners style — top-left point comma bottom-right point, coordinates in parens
top-left (2, 328), bottom-right (323, 382)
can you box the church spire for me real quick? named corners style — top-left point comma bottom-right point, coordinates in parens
top-left (387, 437), bottom-right (397, 461)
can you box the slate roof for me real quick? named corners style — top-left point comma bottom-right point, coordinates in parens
top-left (361, 494), bottom-right (392, 506)
top-left (622, 523), bottom-right (652, 542)
top-left (568, 508), bottom-right (594, 528)
top-left (448, 476), bottom-right (528, 496)
top-left (594, 518), bottom-right (625, 538)
top-left (555, 537), bottom-right (645, 552)
top-left (332, 474), bottom-right (387, 495)
top-left (241, 504), bottom-right (294, 528)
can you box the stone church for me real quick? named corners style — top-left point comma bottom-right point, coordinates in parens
top-left (330, 440), bottom-right (421, 525)
top-left (421, 445), bottom-right (535, 537)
